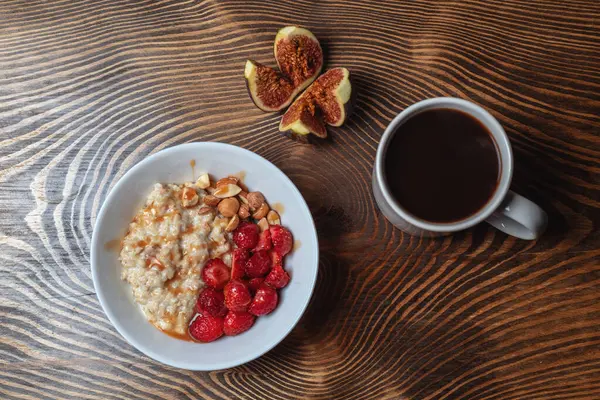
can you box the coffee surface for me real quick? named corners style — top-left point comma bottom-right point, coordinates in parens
top-left (384, 108), bottom-right (500, 223)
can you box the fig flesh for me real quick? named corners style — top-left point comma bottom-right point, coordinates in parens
top-left (245, 26), bottom-right (323, 112)
top-left (279, 67), bottom-right (352, 139)
top-left (244, 60), bottom-right (295, 112)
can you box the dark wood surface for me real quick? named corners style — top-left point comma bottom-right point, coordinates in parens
top-left (1, 1), bottom-right (599, 399)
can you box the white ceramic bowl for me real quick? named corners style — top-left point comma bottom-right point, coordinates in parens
top-left (91, 142), bottom-right (319, 370)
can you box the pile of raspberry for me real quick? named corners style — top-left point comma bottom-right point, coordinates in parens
top-left (189, 222), bottom-right (293, 342)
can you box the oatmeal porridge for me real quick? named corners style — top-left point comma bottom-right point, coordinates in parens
top-left (120, 181), bottom-right (232, 336)
top-left (120, 172), bottom-right (293, 343)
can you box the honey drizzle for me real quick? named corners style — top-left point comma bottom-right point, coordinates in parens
top-left (104, 239), bottom-right (122, 252)
top-left (190, 159), bottom-right (196, 180)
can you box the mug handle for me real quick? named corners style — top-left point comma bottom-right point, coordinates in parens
top-left (485, 190), bottom-right (548, 240)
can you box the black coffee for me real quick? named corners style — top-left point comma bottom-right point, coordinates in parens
top-left (384, 108), bottom-right (500, 223)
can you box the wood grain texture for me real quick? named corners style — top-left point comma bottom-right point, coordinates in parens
top-left (1, 0), bottom-right (599, 399)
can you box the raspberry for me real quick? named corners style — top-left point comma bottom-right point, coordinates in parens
top-left (248, 284), bottom-right (278, 316)
top-left (224, 279), bottom-right (252, 312)
top-left (247, 277), bottom-right (264, 294)
top-left (233, 222), bottom-right (259, 250)
top-left (189, 314), bottom-right (224, 343)
top-left (253, 229), bottom-right (272, 252)
top-left (202, 258), bottom-right (230, 290)
top-left (223, 311), bottom-right (255, 336)
top-left (196, 287), bottom-right (227, 317)
top-left (269, 225), bottom-right (293, 256)
top-left (265, 264), bottom-right (290, 289)
top-left (245, 250), bottom-right (272, 278)
top-left (231, 248), bottom-right (249, 280)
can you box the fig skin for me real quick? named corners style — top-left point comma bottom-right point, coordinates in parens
top-left (279, 67), bottom-right (353, 140)
top-left (279, 130), bottom-right (312, 144)
top-left (244, 26), bottom-right (323, 112)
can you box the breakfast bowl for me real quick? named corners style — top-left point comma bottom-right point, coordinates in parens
top-left (91, 142), bottom-right (319, 370)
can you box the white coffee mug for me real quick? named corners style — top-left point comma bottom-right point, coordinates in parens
top-left (372, 98), bottom-right (547, 240)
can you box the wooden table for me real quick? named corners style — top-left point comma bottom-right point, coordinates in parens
top-left (1, 1), bottom-right (599, 399)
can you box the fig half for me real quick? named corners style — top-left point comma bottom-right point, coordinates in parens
top-left (279, 67), bottom-right (352, 139)
top-left (244, 26), bottom-right (323, 112)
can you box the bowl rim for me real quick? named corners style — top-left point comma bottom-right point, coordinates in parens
top-left (90, 142), bottom-right (319, 370)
